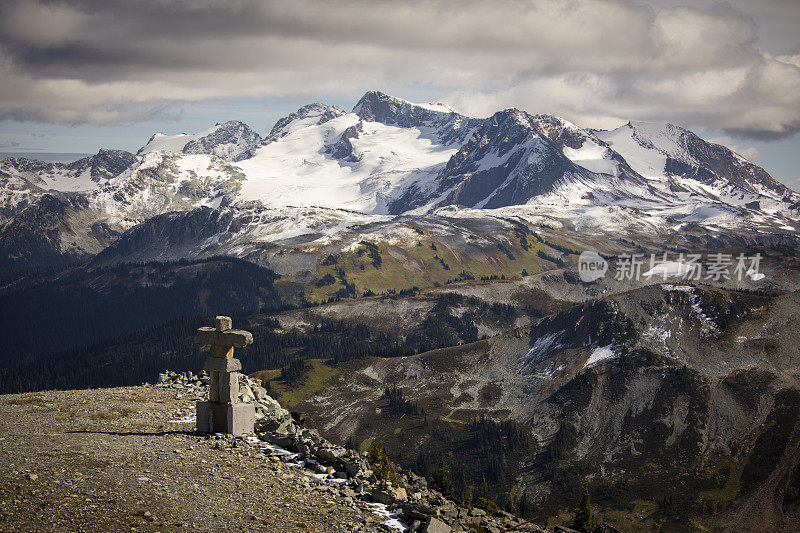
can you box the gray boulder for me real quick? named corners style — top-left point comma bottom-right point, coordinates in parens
top-left (422, 517), bottom-right (450, 533)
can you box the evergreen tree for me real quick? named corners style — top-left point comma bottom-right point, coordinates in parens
top-left (431, 457), bottom-right (454, 499)
top-left (571, 483), bottom-right (595, 531)
top-left (368, 441), bottom-right (398, 484)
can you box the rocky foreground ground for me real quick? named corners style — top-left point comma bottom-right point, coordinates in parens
top-left (0, 373), bottom-right (613, 533)
top-left (0, 385), bottom-right (390, 532)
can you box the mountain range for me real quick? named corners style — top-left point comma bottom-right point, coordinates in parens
top-left (0, 90), bottom-right (797, 273)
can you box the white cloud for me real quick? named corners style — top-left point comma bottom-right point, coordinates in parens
top-left (0, 0), bottom-right (797, 139)
top-left (777, 54), bottom-right (800, 68)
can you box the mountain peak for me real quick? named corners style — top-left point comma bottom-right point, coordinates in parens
top-left (289, 102), bottom-right (346, 119)
top-left (263, 103), bottom-right (346, 144)
top-left (492, 107), bottom-right (530, 124)
top-left (627, 119), bottom-right (677, 129)
top-left (351, 90), bottom-right (397, 115)
top-left (137, 122), bottom-right (261, 162)
top-left (351, 91), bottom-right (481, 149)
top-left (181, 121), bottom-right (261, 162)
top-left (353, 90), bottom-right (465, 123)
top-left (599, 120), bottom-right (792, 197)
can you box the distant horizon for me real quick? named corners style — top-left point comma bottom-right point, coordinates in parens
top-left (0, 152), bottom-right (93, 163)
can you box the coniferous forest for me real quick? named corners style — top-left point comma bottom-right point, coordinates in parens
top-left (0, 259), bottom-right (517, 393)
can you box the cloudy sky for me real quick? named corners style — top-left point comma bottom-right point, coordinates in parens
top-left (0, 0), bottom-right (798, 187)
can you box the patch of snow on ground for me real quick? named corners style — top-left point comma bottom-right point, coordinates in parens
top-left (643, 261), bottom-right (696, 279)
top-left (563, 139), bottom-right (618, 175)
top-left (661, 284), bottom-right (693, 292)
top-left (584, 345), bottom-right (617, 368)
top-left (661, 284), bottom-right (719, 336)
top-left (525, 332), bottom-right (564, 365)
top-left (365, 503), bottom-right (408, 531)
top-left (247, 435), bottom-right (301, 459)
top-left (644, 322), bottom-right (673, 354)
top-left (224, 206), bottom-right (389, 247)
top-left (531, 363), bottom-right (566, 380)
top-left (41, 168), bottom-right (99, 192)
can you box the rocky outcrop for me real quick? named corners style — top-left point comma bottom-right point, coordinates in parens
top-left (354, 91), bottom-right (481, 147)
top-left (264, 103), bottom-right (347, 145)
top-left (153, 370), bottom-right (621, 533)
top-left (388, 108), bottom-right (582, 213)
top-left (182, 121), bottom-right (262, 162)
top-left (75, 149), bottom-right (138, 182)
top-left (327, 121), bottom-right (363, 162)
top-left (0, 149), bottom-right (137, 190)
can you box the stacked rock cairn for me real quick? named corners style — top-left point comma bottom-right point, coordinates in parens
top-left (194, 316), bottom-right (255, 436)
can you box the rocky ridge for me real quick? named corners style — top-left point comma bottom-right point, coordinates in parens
top-left (138, 121), bottom-right (262, 162)
top-left (263, 103), bottom-right (347, 145)
top-left (152, 370), bottom-right (619, 533)
top-left (0, 149), bottom-right (137, 189)
top-left (353, 91), bottom-right (481, 147)
top-left (181, 121), bottom-right (263, 162)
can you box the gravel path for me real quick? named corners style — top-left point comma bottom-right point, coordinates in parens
top-left (0, 387), bottom-right (386, 532)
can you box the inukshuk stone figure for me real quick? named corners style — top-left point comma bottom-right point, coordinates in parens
top-left (195, 316), bottom-right (254, 435)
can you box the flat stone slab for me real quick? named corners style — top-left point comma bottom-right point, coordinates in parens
top-left (215, 315), bottom-right (232, 331)
top-left (203, 357), bottom-right (242, 372)
top-left (196, 401), bottom-right (254, 436)
top-left (194, 328), bottom-right (253, 349)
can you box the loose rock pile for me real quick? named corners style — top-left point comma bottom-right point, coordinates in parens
top-left (154, 370), bottom-right (208, 392)
top-left (153, 371), bottom-right (620, 533)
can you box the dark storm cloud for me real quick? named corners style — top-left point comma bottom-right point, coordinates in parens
top-left (0, 100), bottom-right (183, 127)
top-left (3, 41), bottom-right (156, 73)
top-left (725, 125), bottom-right (800, 142)
top-left (0, 0), bottom-right (798, 139)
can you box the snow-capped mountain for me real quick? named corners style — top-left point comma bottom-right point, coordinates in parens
top-left (382, 104), bottom-right (797, 235)
top-left (598, 122), bottom-right (787, 194)
top-left (0, 149), bottom-right (246, 269)
top-left (0, 147), bottom-right (137, 240)
top-left (93, 151), bottom-right (245, 225)
top-left (353, 91), bottom-right (481, 146)
top-left (138, 120), bottom-right (261, 162)
top-left (387, 108), bottom-right (650, 213)
top-left (0, 90), bottom-right (797, 271)
top-left (235, 92), bottom-right (480, 214)
top-left (263, 103), bottom-right (347, 144)
top-left (0, 149), bottom-right (136, 194)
